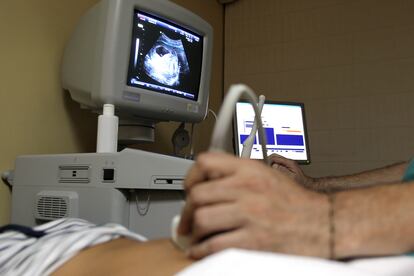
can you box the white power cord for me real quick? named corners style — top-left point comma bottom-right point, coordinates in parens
top-left (133, 190), bottom-right (151, 216)
top-left (187, 108), bottom-right (218, 159)
top-left (188, 123), bottom-right (196, 159)
top-left (241, 94), bottom-right (266, 159)
top-left (209, 84), bottom-right (269, 164)
top-left (208, 108), bottom-right (218, 121)
top-left (1, 170), bottom-right (13, 188)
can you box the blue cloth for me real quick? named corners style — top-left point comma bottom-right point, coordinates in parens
top-left (403, 158), bottom-right (414, 256)
top-left (403, 158), bottom-right (414, 182)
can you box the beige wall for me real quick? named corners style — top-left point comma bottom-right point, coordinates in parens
top-left (225, 0), bottom-right (414, 177)
top-left (0, 0), bottom-right (99, 226)
top-left (0, 1), bottom-right (223, 225)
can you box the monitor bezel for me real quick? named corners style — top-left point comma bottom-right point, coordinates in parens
top-left (233, 100), bottom-right (311, 165)
top-left (95, 0), bottom-right (213, 123)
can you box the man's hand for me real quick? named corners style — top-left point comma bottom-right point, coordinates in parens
top-left (178, 152), bottom-right (330, 259)
top-left (269, 154), bottom-right (314, 188)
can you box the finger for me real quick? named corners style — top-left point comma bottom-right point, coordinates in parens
top-left (184, 152), bottom-right (245, 190)
top-left (272, 163), bottom-right (294, 177)
top-left (268, 153), bottom-right (283, 159)
top-left (189, 176), bottom-right (244, 205)
top-left (178, 193), bottom-right (196, 235)
top-left (178, 177), bottom-right (241, 235)
top-left (180, 154), bottom-right (268, 236)
top-left (269, 153), bottom-right (293, 166)
top-left (187, 229), bottom-right (249, 259)
top-left (182, 162), bottom-right (208, 192)
top-left (268, 153), bottom-right (285, 162)
top-left (191, 203), bottom-right (245, 243)
top-left (269, 154), bottom-right (296, 172)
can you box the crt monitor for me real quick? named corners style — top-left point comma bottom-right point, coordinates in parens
top-left (62, 0), bottom-right (213, 141)
top-left (234, 100), bottom-right (311, 164)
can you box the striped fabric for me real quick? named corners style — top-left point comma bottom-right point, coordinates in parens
top-left (0, 218), bottom-right (147, 276)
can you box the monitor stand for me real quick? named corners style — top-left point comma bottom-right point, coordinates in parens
top-left (118, 119), bottom-right (155, 145)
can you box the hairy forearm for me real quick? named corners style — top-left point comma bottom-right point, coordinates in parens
top-left (333, 181), bottom-right (414, 259)
top-left (308, 161), bottom-right (408, 192)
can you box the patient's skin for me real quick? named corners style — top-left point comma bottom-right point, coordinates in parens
top-left (53, 238), bottom-right (193, 276)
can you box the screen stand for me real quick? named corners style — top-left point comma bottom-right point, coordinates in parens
top-left (118, 119), bottom-right (155, 145)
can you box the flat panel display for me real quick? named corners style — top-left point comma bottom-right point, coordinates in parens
top-left (234, 101), bottom-right (310, 164)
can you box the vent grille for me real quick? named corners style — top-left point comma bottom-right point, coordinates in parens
top-left (36, 196), bottom-right (68, 220)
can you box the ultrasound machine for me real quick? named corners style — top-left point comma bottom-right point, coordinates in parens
top-left (10, 0), bottom-right (213, 239)
top-left (9, 0), bottom-right (311, 239)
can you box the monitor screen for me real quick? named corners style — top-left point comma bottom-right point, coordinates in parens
top-left (234, 101), bottom-right (310, 164)
top-left (126, 10), bottom-right (203, 101)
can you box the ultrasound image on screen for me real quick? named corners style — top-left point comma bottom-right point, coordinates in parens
top-left (143, 32), bottom-right (189, 86)
top-left (127, 10), bottom-right (203, 101)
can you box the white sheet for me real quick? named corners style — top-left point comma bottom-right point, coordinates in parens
top-left (176, 249), bottom-right (414, 276)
